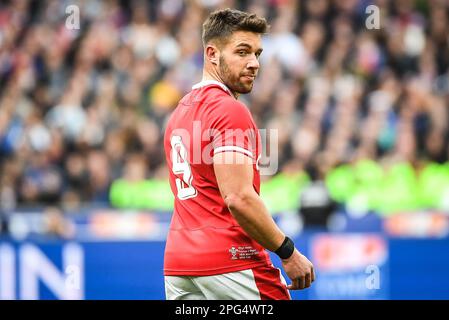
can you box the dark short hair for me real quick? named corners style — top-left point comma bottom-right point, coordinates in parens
top-left (202, 8), bottom-right (269, 47)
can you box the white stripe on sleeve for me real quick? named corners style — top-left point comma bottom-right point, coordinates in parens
top-left (213, 146), bottom-right (253, 158)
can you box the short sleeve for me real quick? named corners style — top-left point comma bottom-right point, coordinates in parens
top-left (207, 97), bottom-right (258, 160)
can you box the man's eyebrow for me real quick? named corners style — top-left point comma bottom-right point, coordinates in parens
top-left (235, 43), bottom-right (263, 52)
top-left (235, 43), bottom-right (252, 49)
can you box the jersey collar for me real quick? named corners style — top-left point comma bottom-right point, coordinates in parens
top-left (192, 80), bottom-right (233, 97)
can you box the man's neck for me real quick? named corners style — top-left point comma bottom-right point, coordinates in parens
top-left (202, 71), bottom-right (239, 99)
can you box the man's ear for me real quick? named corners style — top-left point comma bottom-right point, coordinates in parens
top-left (205, 44), bottom-right (220, 66)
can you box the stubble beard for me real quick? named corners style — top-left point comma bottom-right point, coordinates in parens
top-left (219, 56), bottom-right (253, 94)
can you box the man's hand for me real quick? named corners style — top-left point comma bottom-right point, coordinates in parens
top-left (281, 249), bottom-right (315, 290)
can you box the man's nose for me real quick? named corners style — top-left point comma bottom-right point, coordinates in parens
top-left (247, 54), bottom-right (260, 70)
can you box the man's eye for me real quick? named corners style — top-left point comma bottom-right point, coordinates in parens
top-left (238, 51), bottom-right (247, 56)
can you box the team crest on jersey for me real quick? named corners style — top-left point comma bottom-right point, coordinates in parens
top-left (229, 246), bottom-right (238, 260)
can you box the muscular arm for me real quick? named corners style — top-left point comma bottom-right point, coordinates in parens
top-left (213, 152), bottom-right (315, 290)
top-left (213, 152), bottom-right (284, 251)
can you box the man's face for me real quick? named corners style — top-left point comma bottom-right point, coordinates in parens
top-left (217, 31), bottom-right (263, 94)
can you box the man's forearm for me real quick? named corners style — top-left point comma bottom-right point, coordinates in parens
top-left (224, 190), bottom-right (285, 252)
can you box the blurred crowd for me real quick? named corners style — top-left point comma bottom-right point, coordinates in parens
top-left (0, 0), bottom-right (448, 219)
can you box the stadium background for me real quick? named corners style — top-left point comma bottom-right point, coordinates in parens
top-left (0, 0), bottom-right (448, 299)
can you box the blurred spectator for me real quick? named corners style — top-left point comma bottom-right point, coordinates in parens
top-left (43, 206), bottom-right (76, 239)
top-left (109, 153), bottom-right (173, 210)
top-left (18, 151), bottom-right (64, 205)
top-left (299, 156), bottom-right (337, 227)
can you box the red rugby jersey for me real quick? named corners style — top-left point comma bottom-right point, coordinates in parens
top-left (163, 80), bottom-right (272, 276)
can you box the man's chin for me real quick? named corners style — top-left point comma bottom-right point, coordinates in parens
top-left (235, 83), bottom-right (253, 94)
top-left (226, 80), bottom-right (253, 95)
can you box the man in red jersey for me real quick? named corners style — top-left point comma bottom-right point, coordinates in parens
top-left (163, 8), bottom-right (314, 300)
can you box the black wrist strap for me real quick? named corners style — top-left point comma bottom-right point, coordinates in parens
top-left (275, 236), bottom-right (295, 259)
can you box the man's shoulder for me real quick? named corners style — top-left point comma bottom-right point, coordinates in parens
top-left (187, 86), bottom-right (246, 121)
top-left (173, 85), bottom-right (251, 123)
top-left (174, 85), bottom-right (233, 109)
top-left (200, 85), bottom-right (236, 103)
top-left (205, 90), bottom-right (247, 114)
